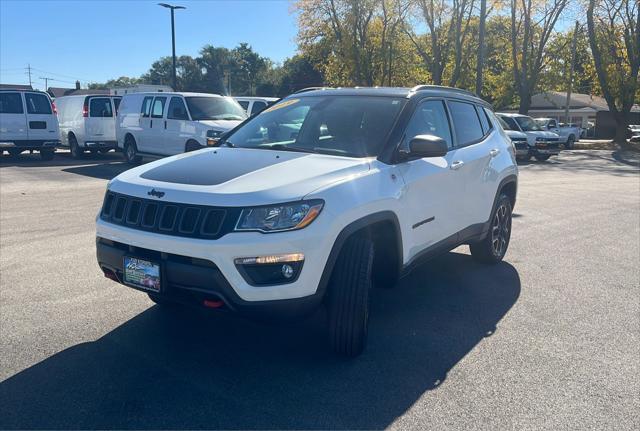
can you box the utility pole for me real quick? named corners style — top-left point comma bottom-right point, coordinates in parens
top-left (564, 21), bottom-right (580, 124)
top-left (387, 42), bottom-right (393, 87)
top-left (475, 0), bottom-right (487, 97)
top-left (26, 64), bottom-right (32, 87)
top-left (39, 77), bottom-right (54, 92)
top-left (158, 3), bottom-right (186, 91)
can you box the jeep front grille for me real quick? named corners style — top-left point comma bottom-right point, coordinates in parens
top-left (100, 191), bottom-right (241, 239)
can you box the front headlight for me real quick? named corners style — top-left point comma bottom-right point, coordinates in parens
top-left (235, 200), bottom-right (324, 233)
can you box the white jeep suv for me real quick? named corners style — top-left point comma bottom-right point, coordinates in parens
top-left (96, 86), bottom-right (518, 356)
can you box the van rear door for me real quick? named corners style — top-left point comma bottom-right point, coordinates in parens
top-left (86, 96), bottom-right (115, 145)
top-left (0, 92), bottom-right (27, 143)
top-left (24, 92), bottom-right (57, 142)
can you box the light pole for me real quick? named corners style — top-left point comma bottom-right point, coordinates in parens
top-left (158, 3), bottom-right (185, 91)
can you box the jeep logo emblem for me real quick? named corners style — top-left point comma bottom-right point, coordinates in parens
top-left (147, 189), bottom-right (165, 198)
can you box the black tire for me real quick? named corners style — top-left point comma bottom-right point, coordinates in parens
top-left (124, 137), bottom-right (142, 164)
top-left (40, 149), bottom-right (55, 161)
top-left (516, 154), bottom-right (531, 162)
top-left (327, 236), bottom-right (374, 357)
top-left (535, 154), bottom-right (551, 161)
top-left (470, 194), bottom-right (513, 264)
top-left (185, 139), bottom-right (202, 153)
top-left (69, 134), bottom-right (84, 159)
top-left (565, 135), bottom-right (575, 149)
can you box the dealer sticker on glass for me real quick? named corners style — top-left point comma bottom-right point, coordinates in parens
top-left (123, 257), bottom-right (161, 292)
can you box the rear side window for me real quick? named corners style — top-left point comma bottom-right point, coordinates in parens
top-left (167, 97), bottom-right (189, 120)
top-left (404, 100), bottom-right (453, 148)
top-left (448, 100), bottom-right (483, 146)
top-left (0, 93), bottom-right (24, 114)
top-left (141, 96), bottom-right (153, 118)
top-left (151, 97), bottom-right (166, 118)
top-left (25, 93), bottom-right (52, 114)
top-left (89, 98), bottom-right (113, 117)
top-left (250, 101), bottom-right (267, 115)
top-left (113, 98), bottom-right (121, 114)
top-left (237, 100), bottom-right (249, 110)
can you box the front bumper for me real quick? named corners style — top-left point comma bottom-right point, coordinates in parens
top-left (0, 139), bottom-right (60, 150)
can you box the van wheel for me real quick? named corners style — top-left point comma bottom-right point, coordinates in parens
top-left (565, 135), bottom-right (575, 149)
top-left (535, 155), bottom-right (551, 161)
top-left (185, 140), bottom-right (201, 153)
top-left (470, 193), bottom-right (512, 264)
top-left (124, 137), bottom-right (142, 164)
top-left (327, 236), bottom-right (374, 357)
top-left (40, 149), bottom-right (55, 161)
top-left (69, 135), bottom-right (83, 159)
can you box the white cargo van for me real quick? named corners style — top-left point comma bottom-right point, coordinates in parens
top-left (56, 95), bottom-right (122, 158)
top-left (116, 92), bottom-right (246, 163)
top-left (234, 96), bottom-right (278, 116)
top-left (0, 89), bottom-right (60, 160)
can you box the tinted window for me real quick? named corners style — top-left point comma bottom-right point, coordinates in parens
top-left (89, 98), bottom-right (113, 117)
top-left (186, 97), bottom-right (246, 121)
top-left (151, 97), bottom-right (166, 118)
top-left (141, 96), bottom-right (153, 118)
top-left (499, 116), bottom-right (519, 131)
top-left (25, 93), bottom-right (52, 114)
top-left (0, 93), bottom-right (23, 114)
top-left (237, 100), bottom-right (249, 110)
top-left (405, 100), bottom-right (453, 148)
top-left (225, 96), bottom-right (406, 158)
top-left (514, 116), bottom-right (542, 131)
top-left (476, 105), bottom-right (490, 134)
top-left (167, 97), bottom-right (189, 120)
top-left (448, 100), bottom-right (483, 145)
top-left (548, 120), bottom-right (556, 128)
top-left (113, 97), bottom-right (121, 114)
top-left (250, 101), bottom-right (267, 115)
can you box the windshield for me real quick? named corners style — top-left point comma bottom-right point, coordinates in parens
top-left (224, 96), bottom-right (406, 158)
top-left (515, 116), bottom-right (542, 131)
top-left (185, 97), bottom-right (247, 121)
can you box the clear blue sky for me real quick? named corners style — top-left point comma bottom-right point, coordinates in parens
top-left (0, 0), bottom-right (298, 90)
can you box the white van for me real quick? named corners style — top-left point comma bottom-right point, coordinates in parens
top-left (0, 89), bottom-right (60, 160)
top-left (233, 97), bottom-right (278, 116)
top-left (56, 95), bottom-right (122, 158)
top-left (116, 92), bottom-right (246, 163)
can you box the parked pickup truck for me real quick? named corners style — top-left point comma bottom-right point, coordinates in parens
top-left (534, 118), bottom-right (580, 149)
top-left (497, 113), bottom-right (561, 162)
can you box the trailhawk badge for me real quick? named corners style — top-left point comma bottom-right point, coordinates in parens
top-left (147, 189), bottom-right (165, 198)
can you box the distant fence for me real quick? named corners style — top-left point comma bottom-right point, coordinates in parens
top-left (595, 111), bottom-right (640, 138)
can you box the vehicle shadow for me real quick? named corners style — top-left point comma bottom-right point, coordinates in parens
top-left (0, 252), bottom-right (520, 430)
top-left (517, 150), bottom-right (639, 176)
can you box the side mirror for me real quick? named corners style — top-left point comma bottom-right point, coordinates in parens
top-left (408, 135), bottom-right (448, 158)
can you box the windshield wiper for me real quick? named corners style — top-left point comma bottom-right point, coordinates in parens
top-left (260, 144), bottom-right (315, 154)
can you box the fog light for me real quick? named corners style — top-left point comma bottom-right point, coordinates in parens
top-left (282, 264), bottom-right (294, 279)
top-left (234, 253), bottom-right (304, 286)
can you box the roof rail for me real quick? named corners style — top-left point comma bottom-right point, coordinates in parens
top-left (293, 86), bottom-right (330, 94)
top-left (410, 85), bottom-right (477, 98)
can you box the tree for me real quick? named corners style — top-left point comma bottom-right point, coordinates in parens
top-left (587, 0), bottom-right (639, 143)
top-left (88, 76), bottom-right (141, 90)
top-left (510, 0), bottom-right (569, 113)
top-left (277, 54), bottom-right (325, 95)
top-left (141, 55), bottom-right (206, 92)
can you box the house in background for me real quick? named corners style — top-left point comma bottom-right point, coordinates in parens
top-left (0, 84), bottom-right (33, 90)
top-left (109, 84), bottom-right (172, 95)
top-left (47, 81), bottom-right (108, 99)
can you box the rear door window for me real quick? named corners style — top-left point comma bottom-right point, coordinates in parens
top-left (167, 97), bottom-right (189, 120)
top-left (0, 92), bottom-right (24, 114)
top-left (250, 101), bottom-right (267, 115)
top-left (151, 97), bottom-right (166, 118)
top-left (24, 93), bottom-right (52, 114)
top-left (141, 96), bottom-right (154, 118)
top-left (89, 98), bottom-right (113, 117)
top-left (448, 100), bottom-right (483, 146)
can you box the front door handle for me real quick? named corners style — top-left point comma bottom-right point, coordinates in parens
top-left (490, 148), bottom-right (500, 157)
top-left (450, 160), bottom-right (464, 170)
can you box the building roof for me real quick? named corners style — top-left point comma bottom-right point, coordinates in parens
top-left (0, 84), bottom-right (33, 90)
top-left (530, 91), bottom-right (609, 111)
top-left (47, 87), bottom-right (109, 98)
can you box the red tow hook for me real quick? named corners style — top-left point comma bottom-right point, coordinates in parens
top-left (203, 299), bottom-right (224, 308)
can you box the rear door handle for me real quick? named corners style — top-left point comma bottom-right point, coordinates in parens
top-left (450, 160), bottom-right (464, 170)
top-left (490, 148), bottom-right (500, 157)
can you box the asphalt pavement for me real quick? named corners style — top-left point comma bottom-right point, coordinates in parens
top-left (0, 149), bottom-right (638, 430)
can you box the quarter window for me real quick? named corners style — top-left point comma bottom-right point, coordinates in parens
top-left (25, 93), bottom-right (52, 114)
top-left (448, 100), bottom-right (483, 146)
top-left (89, 98), bottom-right (113, 117)
top-left (167, 97), bottom-right (189, 120)
top-left (151, 97), bottom-right (166, 118)
top-left (476, 105), bottom-right (490, 134)
top-left (141, 96), bottom-right (153, 118)
top-left (404, 100), bottom-right (453, 148)
top-left (0, 93), bottom-right (23, 114)
top-left (250, 101), bottom-right (267, 115)
top-left (113, 98), bottom-right (121, 114)
top-left (237, 100), bottom-right (249, 111)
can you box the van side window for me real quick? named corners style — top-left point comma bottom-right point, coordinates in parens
top-left (0, 93), bottom-right (23, 114)
top-left (141, 96), bottom-right (154, 118)
top-left (151, 97), bottom-right (166, 118)
top-left (25, 93), bottom-right (52, 114)
top-left (89, 98), bottom-right (113, 117)
top-left (167, 97), bottom-right (189, 120)
top-left (448, 100), bottom-right (483, 146)
top-left (250, 101), bottom-right (267, 116)
top-left (404, 100), bottom-right (453, 148)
